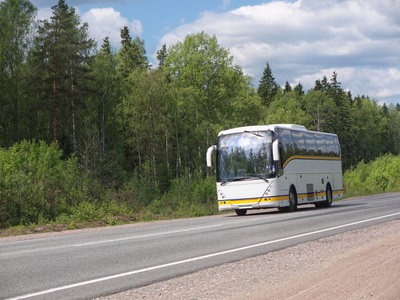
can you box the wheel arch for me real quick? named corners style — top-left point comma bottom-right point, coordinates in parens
top-left (326, 182), bottom-right (332, 193)
top-left (289, 184), bottom-right (297, 199)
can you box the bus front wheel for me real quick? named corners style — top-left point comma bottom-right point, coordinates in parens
top-left (278, 187), bottom-right (297, 212)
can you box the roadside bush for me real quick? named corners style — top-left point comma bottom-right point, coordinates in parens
top-left (121, 173), bottom-right (218, 219)
top-left (0, 141), bottom-right (220, 230)
top-left (0, 141), bottom-right (94, 227)
top-left (126, 172), bottom-right (160, 208)
top-left (343, 153), bottom-right (400, 197)
top-left (160, 173), bottom-right (218, 218)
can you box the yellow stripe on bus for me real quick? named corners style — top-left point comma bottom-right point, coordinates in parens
top-left (218, 195), bottom-right (289, 205)
top-left (333, 190), bottom-right (344, 195)
top-left (282, 155), bottom-right (341, 169)
top-left (218, 189), bottom-right (343, 206)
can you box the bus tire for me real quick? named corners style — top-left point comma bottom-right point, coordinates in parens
top-left (235, 209), bottom-right (247, 216)
top-left (324, 184), bottom-right (333, 207)
top-left (315, 184), bottom-right (332, 208)
top-left (288, 186), bottom-right (298, 212)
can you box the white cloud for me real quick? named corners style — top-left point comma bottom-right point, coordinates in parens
top-left (29, 0), bottom-right (137, 9)
top-left (295, 67), bottom-right (400, 100)
top-left (81, 7), bottom-right (143, 48)
top-left (158, 0), bottom-right (400, 103)
top-left (36, 6), bottom-right (53, 21)
top-left (221, 0), bottom-right (231, 10)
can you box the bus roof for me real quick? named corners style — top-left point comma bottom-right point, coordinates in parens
top-left (218, 124), bottom-right (306, 136)
top-left (218, 124), bottom-right (337, 137)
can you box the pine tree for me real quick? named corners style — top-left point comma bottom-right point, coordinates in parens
top-left (283, 81), bottom-right (292, 93)
top-left (314, 79), bottom-right (323, 91)
top-left (156, 44), bottom-right (167, 69)
top-left (0, 0), bottom-right (36, 147)
top-left (118, 26), bottom-right (148, 77)
top-left (328, 71), bottom-right (355, 168)
top-left (321, 76), bottom-right (329, 92)
top-left (32, 0), bottom-right (95, 148)
top-left (293, 82), bottom-right (304, 96)
top-left (100, 36), bottom-right (111, 56)
top-left (257, 62), bottom-right (278, 106)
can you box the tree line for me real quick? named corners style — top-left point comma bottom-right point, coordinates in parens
top-left (1, 0), bottom-right (400, 207)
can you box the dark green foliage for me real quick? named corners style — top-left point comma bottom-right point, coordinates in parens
top-left (156, 44), bottom-right (168, 69)
top-left (293, 82), bottom-right (304, 96)
top-left (84, 38), bottom-right (125, 188)
top-left (118, 26), bottom-right (148, 77)
top-left (101, 36), bottom-right (111, 55)
top-left (0, 0), bottom-right (37, 148)
top-left (31, 0), bottom-right (95, 144)
top-left (283, 81), bottom-right (292, 93)
top-left (126, 171), bottom-right (161, 208)
top-left (0, 141), bottom-right (88, 226)
top-left (257, 62), bottom-right (278, 106)
top-left (151, 173), bottom-right (217, 218)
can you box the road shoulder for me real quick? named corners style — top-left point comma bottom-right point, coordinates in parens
top-left (96, 219), bottom-right (400, 300)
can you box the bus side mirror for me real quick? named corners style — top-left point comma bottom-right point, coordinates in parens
top-left (273, 140), bottom-right (280, 162)
top-left (207, 145), bottom-right (217, 167)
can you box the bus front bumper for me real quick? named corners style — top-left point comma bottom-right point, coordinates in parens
top-left (218, 197), bottom-right (283, 211)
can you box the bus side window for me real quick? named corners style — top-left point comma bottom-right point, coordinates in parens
top-left (291, 130), bottom-right (306, 155)
top-left (276, 128), bottom-right (294, 166)
top-left (325, 135), bottom-right (335, 156)
top-left (315, 133), bottom-right (327, 155)
top-left (333, 136), bottom-right (341, 157)
top-left (304, 132), bottom-right (316, 155)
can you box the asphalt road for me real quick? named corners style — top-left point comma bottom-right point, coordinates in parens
top-left (1, 193), bottom-right (400, 300)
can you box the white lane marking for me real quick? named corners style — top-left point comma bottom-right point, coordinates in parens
top-left (8, 211), bottom-right (400, 300)
top-left (74, 224), bottom-right (223, 246)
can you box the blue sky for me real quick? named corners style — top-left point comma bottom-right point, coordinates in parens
top-left (27, 0), bottom-right (400, 104)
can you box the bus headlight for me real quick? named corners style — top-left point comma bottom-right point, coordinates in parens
top-left (263, 183), bottom-right (273, 196)
top-left (218, 189), bottom-right (226, 199)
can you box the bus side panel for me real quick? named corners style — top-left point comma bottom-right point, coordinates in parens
top-left (282, 156), bottom-right (343, 205)
top-left (333, 170), bottom-right (344, 199)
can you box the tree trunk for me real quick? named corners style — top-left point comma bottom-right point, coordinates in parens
top-left (102, 90), bottom-right (106, 159)
top-left (196, 106), bottom-right (202, 176)
top-left (174, 110), bottom-right (181, 176)
top-left (1, 101), bottom-right (8, 148)
top-left (52, 57), bottom-right (57, 142)
top-left (71, 68), bottom-right (76, 152)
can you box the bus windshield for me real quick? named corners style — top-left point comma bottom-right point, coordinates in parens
top-left (217, 131), bottom-right (274, 182)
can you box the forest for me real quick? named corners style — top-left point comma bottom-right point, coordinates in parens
top-left (1, 0), bottom-right (400, 229)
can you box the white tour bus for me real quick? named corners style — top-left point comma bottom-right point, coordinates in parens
top-left (206, 124), bottom-right (343, 215)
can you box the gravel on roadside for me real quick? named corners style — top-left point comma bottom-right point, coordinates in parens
top-left (95, 219), bottom-right (400, 300)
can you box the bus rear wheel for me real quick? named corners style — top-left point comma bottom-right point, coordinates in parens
top-left (315, 185), bottom-right (332, 208)
top-left (235, 209), bottom-right (247, 216)
top-left (288, 187), bottom-right (298, 212)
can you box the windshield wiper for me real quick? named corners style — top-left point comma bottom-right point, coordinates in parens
top-left (245, 174), bottom-right (269, 182)
top-left (221, 175), bottom-right (268, 185)
top-left (220, 178), bottom-right (243, 185)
